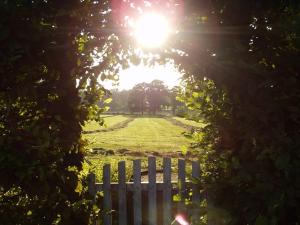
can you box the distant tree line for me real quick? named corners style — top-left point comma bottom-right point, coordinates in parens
top-left (107, 80), bottom-right (186, 116)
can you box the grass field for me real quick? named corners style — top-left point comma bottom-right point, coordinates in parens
top-left (173, 116), bottom-right (206, 128)
top-left (83, 115), bottom-right (201, 181)
top-left (83, 115), bottom-right (129, 132)
top-left (84, 117), bottom-right (191, 152)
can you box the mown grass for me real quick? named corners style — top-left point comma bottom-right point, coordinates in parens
top-left (173, 116), bottom-right (206, 128)
top-left (83, 115), bottom-right (129, 132)
top-left (83, 117), bottom-right (191, 152)
top-left (82, 115), bottom-right (197, 182)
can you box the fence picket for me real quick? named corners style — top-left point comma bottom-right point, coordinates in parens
top-left (118, 161), bottom-right (127, 225)
top-left (148, 157), bottom-right (157, 225)
top-left (178, 159), bottom-right (186, 213)
top-left (103, 164), bottom-right (112, 225)
top-left (88, 173), bottom-right (97, 225)
top-left (192, 161), bottom-right (200, 223)
top-left (163, 157), bottom-right (172, 225)
top-left (88, 173), bottom-right (96, 197)
top-left (133, 159), bottom-right (142, 225)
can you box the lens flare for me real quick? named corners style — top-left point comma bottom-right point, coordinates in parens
top-left (174, 214), bottom-right (189, 225)
top-left (134, 13), bottom-right (170, 48)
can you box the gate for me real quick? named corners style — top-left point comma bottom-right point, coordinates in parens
top-left (88, 157), bottom-right (201, 225)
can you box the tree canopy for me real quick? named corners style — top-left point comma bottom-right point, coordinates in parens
top-left (172, 1), bottom-right (300, 224)
top-left (0, 1), bottom-right (123, 224)
top-left (128, 82), bottom-right (148, 114)
top-left (127, 80), bottom-right (169, 115)
top-left (147, 80), bottom-right (169, 115)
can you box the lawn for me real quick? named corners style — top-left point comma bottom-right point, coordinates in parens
top-left (83, 116), bottom-right (191, 152)
top-left (83, 115), bottom-right (196, 182)
top-left (173, 116), bottom-right (206, 128)
top-left (83, 115), bottom-right (129, 132)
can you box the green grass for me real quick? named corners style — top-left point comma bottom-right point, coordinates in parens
top-left (173, 116), bottom-right (206, 128)
top-left (83, 117), bottom-right (191, 152)
top-left (83, 115), bottom-right (129, 132)
top-left (82, 115), bottom-right (196, 182)
top-left (84, 155), bottom-right (135, 182)
top-left (85, 155), bottom-right (192, 182)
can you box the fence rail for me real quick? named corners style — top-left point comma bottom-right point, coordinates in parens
top-left (88, 157), bottom-right (201, 225)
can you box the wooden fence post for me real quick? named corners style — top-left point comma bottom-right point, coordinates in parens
top-left (178, 159), bottom-right (186, 214)
top-left (133, 159), bottom-right (142, 225)
top-left (148, 157), bottom-right (157, 225)
top-left (118, 161), bottom-right (127, 225)
top-left (103, 164), bottom-right (112, 225)
top-left (88, 173), bottom-right (96, 197)
top-left (163, 157), bottom-right (172, 225)
top-left (192, 161), bottom-right (201, 223)
top-left (88, 173), bottom-right (97, 225)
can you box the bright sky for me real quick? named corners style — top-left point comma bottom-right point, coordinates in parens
top-left (102, 63), bottom-right (182, 90)
top-left (100, 11), bottom-right (183, 90)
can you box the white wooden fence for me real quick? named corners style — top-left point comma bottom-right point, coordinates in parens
top-left (88, 157), bottom-right (201, 225)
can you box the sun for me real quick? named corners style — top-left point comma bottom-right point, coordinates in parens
top-left (133, 13), bottom-right (170, 48)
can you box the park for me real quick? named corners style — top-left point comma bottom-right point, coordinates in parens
top-left (1, 1), bottom-right (299, 225)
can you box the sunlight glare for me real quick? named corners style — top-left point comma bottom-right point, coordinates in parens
top-left (100, 63), bottom-right (181, 90)
top-left (134, 13), bottom-right (170, 48)
top-left (174, 214), bottom-right (189, 225)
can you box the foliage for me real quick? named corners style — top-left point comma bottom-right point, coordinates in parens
top-left (174, 1), bottom-right (300, 224)
top-left (172, 117), bottom-right (205, 128)
top-left (128, 80), bottom-right (169, 114)
top-left (2, 0), bottom-right (299, 224)
top-left (108, 90), bottom-right (130, 113)
top-left (147, 80), bottom-right (169, 114)
top-left (128, 82), bottom-right (148, 114)
top-left (0, 1), bottom-right (126, 224)
top-left (169, 86), bottom-right (185, 116)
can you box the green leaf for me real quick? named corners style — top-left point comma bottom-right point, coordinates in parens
top-left (192, 92), bottom-right (200, 98)
top-left (173, 194), bottom-right (180, 202)
top-left (181, 145), bottom-right (188, 155)
top-left (104, 98), bottom-right (112, 104)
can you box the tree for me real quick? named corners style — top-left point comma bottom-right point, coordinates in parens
top-left (109, 90), bottom-right (130, 113)
top-left (169, 86), bottom-right (184, 116)
top-left (0, 1), bottom-right (125, 224)
top-left (147, 80), bottom-right (168, 115)
top-left (127, 80), bottom-right (169, 115)
top-left (128, 82), bottom-right (148, 114)
top-left (171, 1), bottom-right (300, 224)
